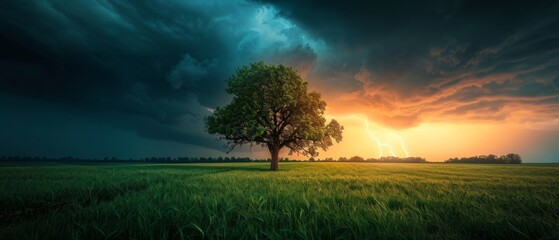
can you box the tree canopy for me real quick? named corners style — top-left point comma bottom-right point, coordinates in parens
top-left (205, 62), bottom-right (343, 171)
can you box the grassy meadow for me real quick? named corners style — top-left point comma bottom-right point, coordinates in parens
top-left (1, 162), bottom-right (558, 239)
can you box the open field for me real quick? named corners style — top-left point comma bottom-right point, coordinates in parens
top-left (1, 162), bottom-right (558, 239)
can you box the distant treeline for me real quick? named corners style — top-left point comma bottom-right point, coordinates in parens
top-left (0, 156), bottom-right (264, 163)
top-left (0, 155), bottom-right (427, 163)
top-left (445, 153), bottom-right (522, 164)
top-left (0, 154), bottom-right (521, 164)
top-left (310, 156), bottom-right (427, 163)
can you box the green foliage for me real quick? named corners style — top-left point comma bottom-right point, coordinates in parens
top-left (446, 153), bottom-right (522, 163)
top-left (1, 162), bottom-right (559, 239)
top-left (205, 62), bottom-right (343, 159)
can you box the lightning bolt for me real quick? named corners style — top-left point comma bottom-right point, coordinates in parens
top-left (333, 114), bottom-right (410, 158)
top-left (392, 134), bottom-right (410, 157)
top-left (363, 119), bottom-right (396, 157)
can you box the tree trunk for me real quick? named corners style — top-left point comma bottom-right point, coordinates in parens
top-left (269, 145), bottom-right (280, 171)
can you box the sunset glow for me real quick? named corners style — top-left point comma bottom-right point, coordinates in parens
top-left (315, 112), bottom-right (555, 162)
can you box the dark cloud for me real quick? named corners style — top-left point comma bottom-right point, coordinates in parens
top-left (0, 0), bottom-right (232, 154)
top-left (259, 0), bottom-right (559, 128)
top-left (1, 0), bottom-right (558, 158)
top-left (0, 0), bottom-right (322, 157)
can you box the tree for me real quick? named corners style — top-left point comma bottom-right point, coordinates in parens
top-left (205, 62), bottom-right (343, 171)
top-left (349, 155), bottom-right (365, 162)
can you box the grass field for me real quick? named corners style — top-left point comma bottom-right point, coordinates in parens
top-left (1, 162), bottom-right (558, 239)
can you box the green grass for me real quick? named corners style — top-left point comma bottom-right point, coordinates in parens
top-left (1, 162), bottom-right (558, 239)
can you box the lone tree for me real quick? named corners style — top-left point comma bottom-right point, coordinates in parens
top-left (205, 62), bottom-right (343, 171)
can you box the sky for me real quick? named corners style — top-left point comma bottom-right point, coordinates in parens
top-left (1, 0), bottom-right (558, 162)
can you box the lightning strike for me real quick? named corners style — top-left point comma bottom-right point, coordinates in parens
top-left (392, 134), bottom-right (410, 157)
top-left (363, 118), bottom-right (396, 157)
top-left (331, 114), bottom-right (410, 158)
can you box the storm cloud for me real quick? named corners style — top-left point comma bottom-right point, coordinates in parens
top-left (0, 0), bottom-right (320, 157)
top-left (1, 0), bottom-right (558, 158)
top-left (261, 0), bottom-right (559, 128)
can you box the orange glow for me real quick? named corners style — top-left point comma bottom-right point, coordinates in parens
top-left (281, 75), bottom-right (559, 162)
top-left (298, 70), bottom-right (559, 162)
top-left (324, 114), bottom-right (410, 158)
top-left (316, 114), bottom-right (546, 162)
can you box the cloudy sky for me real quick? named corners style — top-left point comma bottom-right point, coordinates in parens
top-left (1, 0), bottom-right (558, 162)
